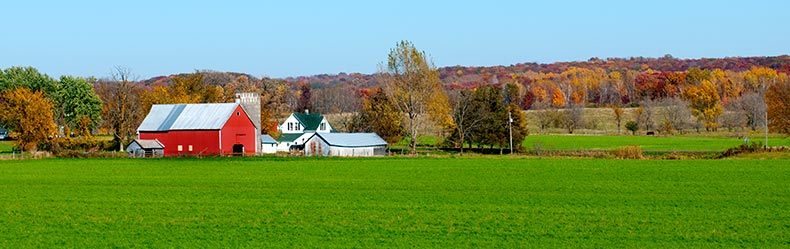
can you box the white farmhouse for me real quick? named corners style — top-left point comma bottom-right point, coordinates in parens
top-left (276, 110), bottom-right (333, 151)
top-left (304, 133), bottom-right (387, 157)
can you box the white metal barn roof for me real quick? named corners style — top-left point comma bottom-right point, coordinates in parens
top-left (261, 134), bottom-right (278, 144)
top-left (132, 139), bottom-right (164, 149)
top-left (315, 133), bottom-right (387, 147)
top-left (138, 103), bottom-right (240, 131)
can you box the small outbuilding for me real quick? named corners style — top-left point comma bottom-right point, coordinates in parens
top-left (261, 134), bottom-right (278, 154)
top-left (304, 133), bottom-right (387, 157)
top-left (126, 139), bottom-right (165, 157)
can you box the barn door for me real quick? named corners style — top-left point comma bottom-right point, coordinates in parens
top-left (232, 144), bottom-right (244, 156)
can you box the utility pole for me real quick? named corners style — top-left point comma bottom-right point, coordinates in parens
top-left (509, 111), bottom-right (513, 155)
top-left (765, 105), bottom-right (768, 149)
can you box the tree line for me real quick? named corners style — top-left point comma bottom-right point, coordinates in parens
top-left (2, 46), bottom-right (790, 154)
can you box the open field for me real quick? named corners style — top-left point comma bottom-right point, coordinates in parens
top-left (523, 135), bottom-right (790, 151)
top-left (1, 157), bottom-right (788, 247)
top-left (0, 140), bottom-right (12, 153)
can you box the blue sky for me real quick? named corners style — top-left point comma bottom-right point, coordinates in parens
top-left (2, 1), bottom-right (788, 79)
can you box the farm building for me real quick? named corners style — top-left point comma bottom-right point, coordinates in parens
top-left (261, 134), bottom-right (278, 154)
top-left (304, 133), bottom-right (387, 157)
top-left (135, 103), bottom-right (257, 156)
top-left (276, 110), bottom-right (334, 152)
top-left (126, 139), bottom-right (164, 157)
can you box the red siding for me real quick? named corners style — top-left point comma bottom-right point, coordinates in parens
top-left (139, 105), bottom-right (257, 156)
top-left (219, 105), bottom-right (256, 154)
top-left (139, 130), bottom-right (221, 156)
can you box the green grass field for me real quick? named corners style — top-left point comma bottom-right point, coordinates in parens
top-left (524, 135), bottom-right (790, 151)
top-left (1, 157), bottom-right (788, 247)
top-left (0, 140), bottom-right (13, 153)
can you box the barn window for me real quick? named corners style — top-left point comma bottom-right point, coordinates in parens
top-left (236, 112), bottom-right (240, 116)
top-left (177, 145), bottom-right (183, 152)
top-left (188, 145), bottom-right (193, 152)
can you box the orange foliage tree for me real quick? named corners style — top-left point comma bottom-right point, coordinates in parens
top-left (0, 88), bottom-right (58, 151)
top-left (766, 79), bottom-right (790, 134)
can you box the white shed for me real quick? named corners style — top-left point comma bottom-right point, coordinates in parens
top-left (261, 134), bottom-right (278, 154)
top-left (126, 139), bottom-right (165, 157)
top-left (304, 133), bottom-right (387, 157)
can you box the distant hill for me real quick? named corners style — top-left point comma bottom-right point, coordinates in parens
top-left (282, 55), bottom-right (790, 88)
top-left (141, 55), bottom-right (790, 88)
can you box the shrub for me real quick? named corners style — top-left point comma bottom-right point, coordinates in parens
top-left (625, 121), bottom-right (639, 135)
top-left (614, 145), bottom-right (643, 159)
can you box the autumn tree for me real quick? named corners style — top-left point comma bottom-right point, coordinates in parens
top-left (507, 103), bottom-right (529, 152)
top-left (682, 80), bottom-right (723, 131)
top-left (611, 105), bottom-right (624, 135)
top-left (295, 81), bottom-right (312, 112)
top-left (223, 75), bottom-right (259, 102)
top-left (766, 79), bottom-right (790, 134)
top-left (0, 88), bottom-right (57, 151)
top-left (380, 40), bottom-right (453, 153)
top-left (349, 87), bottom-right (404, 144)
top-left (95, 66), bottom-right (145, 149)
top-left (140, 71), bottom-right (223, 114)
top-left (58, 76), bottom-right (102, 136)
top-left (259, 77), bottom-right (291, 136)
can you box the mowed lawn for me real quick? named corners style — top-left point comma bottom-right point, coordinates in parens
top-left (1, 157), bottom-right (788, 247)
top-left (523, 135), bottom-right (790, 151)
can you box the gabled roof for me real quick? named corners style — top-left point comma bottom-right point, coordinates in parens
top-left (293, 112), bottom-right (325, 130)
top-left (261, 134), bottom-right (278, 144)
top-left (138, 103), bottom-right (242, 131)
top-left (313, 133), bottom-right (387, 148)
top-left (276, 133), bottom-right (304, 143)
top-left (131, 139), bottom-right (164, 149)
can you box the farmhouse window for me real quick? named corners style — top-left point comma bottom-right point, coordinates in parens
top-left (288, 122), bottom-right (293, 131)
top-left (320, 122), bottom-right (326, 130)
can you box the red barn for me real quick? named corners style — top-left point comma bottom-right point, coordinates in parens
top-left (136, 103), bottom-right (256, 156)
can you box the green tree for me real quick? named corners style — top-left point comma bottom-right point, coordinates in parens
top-left (625, 121), bottom-right (639, 135)
top-left (380, 40), bottom-right (453, 153)
top-left (0, 88), bottom-right (57, 151)
top-left (470, 85), bottom-right (508, 151)
top-left (59, 76), bottom-right (103, 136)
top-left (0, 66), bottom-right (60, 99)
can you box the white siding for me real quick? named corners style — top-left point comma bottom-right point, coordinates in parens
top-left (279, 114), bottom-right (302, 134)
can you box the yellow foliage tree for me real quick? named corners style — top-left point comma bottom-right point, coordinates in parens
top-left (380, 40), bottom-right (453, 153)
top-left (0, 88), bottom-right (58, 151)
top-left (682, 80), bottom-right (723, 131)
top-left (140, 71), bottom-right (224, 114)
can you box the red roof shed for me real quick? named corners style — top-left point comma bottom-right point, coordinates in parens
top-left (136, 103), bottom-right (256, 156)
